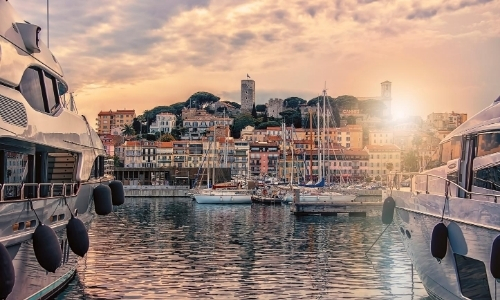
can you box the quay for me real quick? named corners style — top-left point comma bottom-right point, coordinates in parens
top-left (123, 185), bottom-right (192, 197)
top-left (290, 189), bottom-right (386, 216)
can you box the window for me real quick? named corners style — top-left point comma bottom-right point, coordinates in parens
top-left (19, 68), bottom-right (46, 112)
top-left (43, 73), bottom-right (59, 112)
top-left (474, 165), bottom-right (500, 191)
top-left (477, 132), bottom-right (500, 157)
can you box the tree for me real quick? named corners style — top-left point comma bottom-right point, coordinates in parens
top-left (231, 114), bottom-right (255, 138)
top-left (279, 109), bottom-right (301, 127)
top-left (335, 95), bottom-right (358, 110)
top-left (121, 124), bottom-right (135, 136)
top-left (257, 121), bottom-right (281, 129)
top-left (283, 97), bottom-right (306, 109)
top-left (132, 118), bottom-right (141, 135)
top-left (222, 101), bottom-right (241, 109)
top-left (186, 91), bottom-right (220, 109)
top-left (160, 133), bottom-right (175, 142)
top-left (358, 99), bottom-right (386, 117)
top-left (251, 104), bottom-right (257, 118)
top-left (346, 116), bottom-right (356, 125)
top-left (145, 133), bottom-right (157, 141)
top-left (386, 162), bottom-right (394, 172)
top-left (255, 104), bottom-right (267, 112)
top-left (403, 150), bottom-right (419, 172)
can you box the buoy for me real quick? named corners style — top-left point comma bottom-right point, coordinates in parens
top-left (108, 180), bottom-right (125, 206)
top-left (66, 216), bottom-right (89, 257)
top-left (381, 197), bottom-right (396, 225)
top-left (490, 235), bottom-right (500, 278)
top-left (0, 243), bottom-right (15, 299)
top-left (93, 185), bottom-right (113, 215)
top-left (431, 222), bottom-right (448, 261)
top-left (32, 224), bottom-right (62, 273)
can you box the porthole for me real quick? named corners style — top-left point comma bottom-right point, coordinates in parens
top-left (405, 230), bottom-right (412, 239)
top-left (400, 227), bottom-right (404, 234)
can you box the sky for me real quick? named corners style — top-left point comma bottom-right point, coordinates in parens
top-left (9, 0), bottom-right (500, 125)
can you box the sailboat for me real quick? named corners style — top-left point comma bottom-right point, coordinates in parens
top-left (193, 124), bottom-right (252, 204)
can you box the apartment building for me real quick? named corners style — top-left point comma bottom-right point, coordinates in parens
top-left (363, 144), bottom-right (402, 177)
top-left (96, 109), bottom-right (136, 135)
top-left (427, 112), bottom-right (467, 131)
top-left (249, 142), bottom-right (280, 177)
top-left (149, 113), bottom-right (176, 134)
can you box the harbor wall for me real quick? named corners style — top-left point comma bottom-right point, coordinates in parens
top-left (123, 185), bottom-right (192, 197)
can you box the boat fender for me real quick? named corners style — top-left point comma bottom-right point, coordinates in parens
top-left (93, 185), bottom-right (113, 215)
top-left (109, 180), bottom-right (125, 206)
top-left (490, 235), bottom-right (500, 278)
top-left (381, 197), bottom-right (396, 225)
top-left (431, 223), bottom-right (448, 261)
top-left (32, 224), bottom-right (62, 273)
top-left (66, 215), bottom-right (89, 257)
top-left (0, 242), bottom-right (15, 299)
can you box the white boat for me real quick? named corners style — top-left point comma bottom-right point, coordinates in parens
top-left (0, 3), bottom-right (125, 299)
top-left (387, 95), bottom-right (500, 300)
top-left (194, 190), bottom-right (252, 204)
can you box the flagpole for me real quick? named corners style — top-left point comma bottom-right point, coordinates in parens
top-left (47, 0), bottom-right (49, 48)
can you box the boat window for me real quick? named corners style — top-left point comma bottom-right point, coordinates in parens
top-left (473, 165), bottom-right (500, 191)
top-left (450, 136), bottom-right (461, 160)
top-left (453, 254), bottom-right (491, 299)
top-left (19, 68), bottom-right (47, 113)
top-left (477, 132), bottom-right (500, 157)
top-left (43, 72), bottom-right (60, 113)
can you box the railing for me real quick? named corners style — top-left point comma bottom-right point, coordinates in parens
top-left (386, 172), bottom-right (500, 203)
top-left (0, 182), bottom-right (78, 201)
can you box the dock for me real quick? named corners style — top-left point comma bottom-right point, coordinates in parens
top-left (290, 189), bottom-right (385, 216)
top-left (123, 185), bottom-right (191, 197)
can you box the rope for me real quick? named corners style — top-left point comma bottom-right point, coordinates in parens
top-left (29, 200), bottom-right (42, 224)
top-left (63, 196), bottom-right (75, 218)
top-left (365, 223), bottom-right (391, 256)
top-left (441, 181), bottom-right (450, 222)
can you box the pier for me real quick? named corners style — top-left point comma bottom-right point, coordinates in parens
top-left (290, 189), bottom-right (386, 216)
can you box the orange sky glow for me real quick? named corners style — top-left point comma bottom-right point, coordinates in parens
top-left (11, 0), bottom-right (500, 125)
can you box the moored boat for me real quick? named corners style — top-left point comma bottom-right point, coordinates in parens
top-left (0, 2), bottom-right (124, 299)
top-left (385, 95), bottom-right (500, 299)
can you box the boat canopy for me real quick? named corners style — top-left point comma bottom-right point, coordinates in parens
top-left (442, 96), bottom-right (500, 143)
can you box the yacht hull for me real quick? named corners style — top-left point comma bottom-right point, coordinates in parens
top-left (392, 190), bottom-right (499, 300)
top-left (1, 181), bottom-right (108, 300)
top-left (194, 193), bottom-right (252, 204)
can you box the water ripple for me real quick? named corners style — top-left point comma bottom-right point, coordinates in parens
top-left (57, 198), bottom-right (429, 299)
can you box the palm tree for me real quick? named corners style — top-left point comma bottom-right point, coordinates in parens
top-left (122, 124), bottom-right (135, 136)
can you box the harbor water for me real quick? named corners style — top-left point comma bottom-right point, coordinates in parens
top-left (57, 197), bottom-right (428, 299)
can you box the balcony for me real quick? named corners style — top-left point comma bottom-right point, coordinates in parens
top-left (174, 157), bottom-right (185, 162)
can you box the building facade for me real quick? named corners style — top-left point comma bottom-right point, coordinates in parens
top-left (426, 112), bottom-right (467, 131)
top-left (96, 109), bottom-right (136, 135)
top-left (267, 98), bottom-right (284, 118)
top-left (149, 113), bottom-right (176, 134)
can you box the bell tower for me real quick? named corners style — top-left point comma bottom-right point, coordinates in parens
top-left (381, 81), bottom-right (392, 117)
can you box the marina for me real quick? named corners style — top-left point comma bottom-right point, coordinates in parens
top-left (57, 197), bottom-right (427, 299)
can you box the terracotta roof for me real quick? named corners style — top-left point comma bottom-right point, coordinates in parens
top-left (158, 142), bottom-right (173, 148)
top-left (268, 136), bottom-right (282, 142)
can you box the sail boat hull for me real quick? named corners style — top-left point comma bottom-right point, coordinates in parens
top-left (194, 193), bottom-right (252, 204)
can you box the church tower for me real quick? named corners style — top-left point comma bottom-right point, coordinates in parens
top-left (381, 81), bottom-right (392, 116)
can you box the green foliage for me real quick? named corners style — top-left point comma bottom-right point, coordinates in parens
top-left (222, 101), bottom-right (241, 109)
top-left (251, 104), bottom-right (257, 118)
top-left (145, 133), bottom-right (157, 141)
top-left (386, 162), bottom-right (394, 171)
top-left (160, 133), bottom-right (175, 142)
top-left (257, 121), bottom-right (281, 129)
top-left (279, 109), bottom-right (302, 128)
top-left (335, 95), bottom-right (358, 109)
top-left (358, 100), bottom-right (386, 117)
top-left (375, 175), bottom-right (381, 181)
top-left (365, 176), bottom-right (372, 183)
top-left (216, 106), bottom-right (227, 113)
top-left (403, 150), bottom-right (419, 172)
top-left (171, 127), bottom-right (187, 140)
top-left (121, 124), bottom-right (135, 136)
top-left (255, 104), bottom-right (267, 112)
top-left (231, 114), bottom-right (255, 138)
top-left (346, 116), bottom-right (356, 125)
top-left (283, 97), bottom-right (306, 109)
top-left (186, 91), bottom-right (220, 109)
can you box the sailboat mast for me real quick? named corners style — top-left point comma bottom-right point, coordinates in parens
top-left (291, 125), bottom-right (294, 185)
top-left (309, 109), bottom-right (313, 182)
top-left (282, 122), bottom-right (286, 182)
top-left (317, 99), bottom-right (321, 181)
top-left (323, 85), bottom-right (327, 183)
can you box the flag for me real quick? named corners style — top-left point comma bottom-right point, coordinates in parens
top-left (247, 74), bottom-right (251, 79)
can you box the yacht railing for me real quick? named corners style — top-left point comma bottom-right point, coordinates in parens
top-left (0, 182), bottom-right (78, 201)
top-left (386, 172), bottom-right (500, 203)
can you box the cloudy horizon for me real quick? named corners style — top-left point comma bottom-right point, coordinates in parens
top-left (10, 0), bottom-right (500, 123)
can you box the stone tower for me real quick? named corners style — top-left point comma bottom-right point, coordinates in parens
top-left (381, 81), bottom-right (392, 116)
top-left (241, 79), bottom-right (255, 114)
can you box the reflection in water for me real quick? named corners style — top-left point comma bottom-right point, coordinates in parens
top-left (58, 198), bottom-right (428, 299)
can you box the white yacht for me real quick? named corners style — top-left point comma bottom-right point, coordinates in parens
top-left (0, 2), bottom-right (124, 299)
top-left (388, 95), bottom-right (500, 299)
